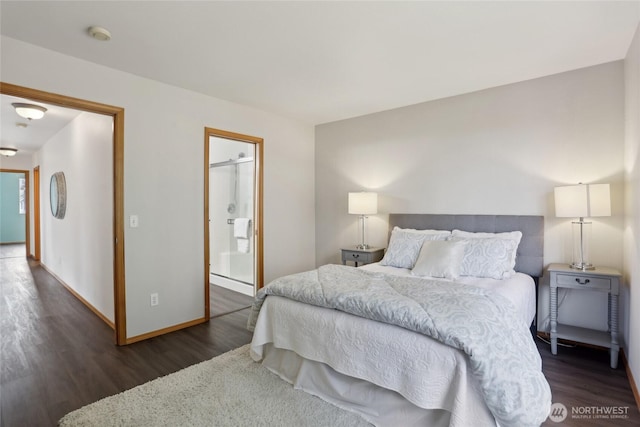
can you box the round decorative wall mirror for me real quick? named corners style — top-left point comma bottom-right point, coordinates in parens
top-left (50, 171), bottom-right (67, 219)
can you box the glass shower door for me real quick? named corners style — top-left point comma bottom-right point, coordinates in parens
top-left (209, 137), bottom-right (255, 287)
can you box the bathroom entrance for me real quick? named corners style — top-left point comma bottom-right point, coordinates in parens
top-left (205, 128), bottom-right (263, 317)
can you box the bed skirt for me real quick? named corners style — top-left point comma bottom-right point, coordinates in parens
top-left (260, 343), bottom-right (453, 427)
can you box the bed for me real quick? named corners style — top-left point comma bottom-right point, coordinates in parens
top-left (248, 214), bottom-right (551, 427)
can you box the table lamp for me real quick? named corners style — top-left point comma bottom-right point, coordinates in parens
top-left (554, 183), bottom-right (610, 270)
top-left (348, 192), bottom-right (377, 249)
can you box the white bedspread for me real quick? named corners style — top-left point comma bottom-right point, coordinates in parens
top-left (360, 263), bottom-right (537, 326)
top-left (250, 265), bottom-right (546, 427)
top-left (252, 295), bottom-right (494, 426)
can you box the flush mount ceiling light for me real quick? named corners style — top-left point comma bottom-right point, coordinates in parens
top-left (88, 26), bottom-right (112, 41)
top-left (12, 103), bottom-right (47, 120)
top-left (0, 148), bottom-right (18, 157)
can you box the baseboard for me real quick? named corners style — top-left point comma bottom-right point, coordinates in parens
top-left (0, 241), bottom-right (26, 245)
top-left (40, 262), bottom-right (115, 330)
top-left (621, 349), bottom-right (640, 411)
top-left (125, 317), bottom-right (208, 344)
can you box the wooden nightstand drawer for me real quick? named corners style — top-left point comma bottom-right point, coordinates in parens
top-left (556, 273), bottom-right (611, 291)
top-left (341, 248), bottom-right (384, 267)
top-left (343, 250), bottom-right (372, 263)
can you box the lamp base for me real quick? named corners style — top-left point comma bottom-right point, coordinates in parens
top-left (355, 244), bottom-right (370, 250)
top-left (570, 262), bottom-right (595, 271)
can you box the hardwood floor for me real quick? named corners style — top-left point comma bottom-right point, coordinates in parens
top-left (1, 247), bottom-right (638, 426)
top-left (538, 337), bottom-right (640, 426)
top-left (0, 244), bottom-right (26, 259)
top-left (1, 252), bottom-right (252, 427)
top-left (210, 284), bottom-right (254, 318)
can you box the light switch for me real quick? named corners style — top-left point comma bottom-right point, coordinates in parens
top-left (129, 215), bottom-right (139, 228)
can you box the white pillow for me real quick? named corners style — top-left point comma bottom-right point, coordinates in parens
top-left (451, 229), bottom-right (522, 243)
top-left (452, 236), bottom-right (519, 279)
top-left (451, 229), bottom-right (522, 275)
top-left (411, 240), bottom-right (467, 279)
top-left (397, 227), bottom-right (452, 236)
top-left (380, 227), bottom-right (450, 269)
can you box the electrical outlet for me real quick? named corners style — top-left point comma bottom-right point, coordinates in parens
top-left (150, 293), bottom-right (159, 307)
top-left (130, 215), bottom-right (139, 228)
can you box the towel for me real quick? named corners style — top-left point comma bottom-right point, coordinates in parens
top-left (237, 238), bottom-right (250, 254)
top-left (234, 218), bottom-right (251, 253)
top-left (234, 218), bottom-right (251, 238)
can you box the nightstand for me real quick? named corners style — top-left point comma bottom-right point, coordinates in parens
top-left (341, 247), bottom-right (384, 267)
top-left (548, 263), bottom-right (621, 368)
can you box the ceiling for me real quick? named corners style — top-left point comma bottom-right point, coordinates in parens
top-left (1, 95), bottom-right (82, 155)
top-left (1, 1), bottom-right (639, 134)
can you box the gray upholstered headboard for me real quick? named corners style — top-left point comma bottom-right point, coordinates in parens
top-left (388, 214), bottom-right (544, 278)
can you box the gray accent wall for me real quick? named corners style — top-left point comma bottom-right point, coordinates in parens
top-left (316, 61), bottom-right (625, 336)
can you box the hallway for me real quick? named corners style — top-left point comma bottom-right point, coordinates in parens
top-left (0, 253), bottom-right (252, 426)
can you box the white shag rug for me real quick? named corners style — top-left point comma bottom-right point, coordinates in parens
top-left (59, 344), bottom-right (371, 427)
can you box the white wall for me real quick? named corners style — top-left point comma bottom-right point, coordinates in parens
top-left (316, 61), bottom-right (625, 335)
top-left (36, 112), bottom-right (114, 322)
top-left (1, 36), bottom-right (316, 339)
top-left (0, 153), bottom-right (32, 170)
top-left (624, 23), bottom-right (640, 395)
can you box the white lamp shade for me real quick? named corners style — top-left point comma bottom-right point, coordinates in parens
top-left (554, 183), bottom-right (611, 218)
top-left (348, 192), bottom-right (377, 215)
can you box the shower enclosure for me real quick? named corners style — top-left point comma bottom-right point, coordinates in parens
top-left (209, 136), bottom-right (255, 294)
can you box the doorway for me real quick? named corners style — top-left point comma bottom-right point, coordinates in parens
top-left (204, 127), bottom-right (263, 318)
top-left (0, 170), bottom-right (29, 258)
top-left (0, 82), bottom-right (126, 345)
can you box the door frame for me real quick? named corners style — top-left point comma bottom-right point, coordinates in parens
top-left (204, 127), bottom-right (264, 318)
top-left (0, 169), bottom-right (30, 256)
top-left (0, 82), bottom-right (127, 345)
top-left (33, 166), bottom-right (40, 261)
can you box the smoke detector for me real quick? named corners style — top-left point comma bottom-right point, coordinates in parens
top-left (88, 26), bottom-right (111, 41)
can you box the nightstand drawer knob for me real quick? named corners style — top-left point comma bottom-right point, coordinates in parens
top-left (352, 254), bottom-right (359, 258)
top-left (575, 278), bottom-right (590, 285)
